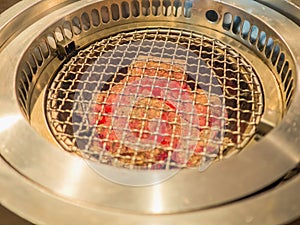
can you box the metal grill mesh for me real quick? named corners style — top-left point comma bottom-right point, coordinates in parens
top-left (46, 28), bottom-right (263, 169)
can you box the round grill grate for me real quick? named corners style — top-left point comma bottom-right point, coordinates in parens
top-left (46, 28), bottom-right (263, 169)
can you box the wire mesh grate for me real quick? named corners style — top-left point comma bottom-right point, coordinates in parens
top-left (46, 28), bottom-right (263, 169)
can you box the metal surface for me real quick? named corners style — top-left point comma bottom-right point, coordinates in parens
top-left (255, 0), bottom-right (300, 26)
top-left (1, 155), bottom-right (300, 225)
top-left (0, 0), bottom-right (299, 224)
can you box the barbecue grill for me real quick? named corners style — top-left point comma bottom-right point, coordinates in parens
top-left (0, 0), bottom-right (299, 224)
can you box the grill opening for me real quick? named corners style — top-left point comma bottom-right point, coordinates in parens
top-left (45, 28), bottom-right (263, 170)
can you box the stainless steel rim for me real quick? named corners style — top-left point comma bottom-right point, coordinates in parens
top-left (0, 0), bottom-right (299, 224)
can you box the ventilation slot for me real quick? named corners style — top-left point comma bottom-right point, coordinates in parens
top-left (286, 84), bottom-right (294, 107)
top-left (23, 63), bottom-right (33, 84)
top-left (222, 12), bottom-right (232, 31)
top-left (184, 0), bottom-right (192, 18)
top-left (63, 21), bottom-right (73, 39)
top-left (284, 70), bottom-right (292, 91)
top-left (54, 27), bottom-right (64, 42)
top-left (286, 79), bottom-right (293, 99)
top-left (276, 53), bottom-right (285, 74)
top-left (249, 25), bottom-right (259, 44)
top-left (101, 6), bottom-right (110, 23)
top-left (265, 37), bottom-right (274, 59)
top-left (173, 0), bottom-right (182, 17)
top-left (47, 34), bottom-right (57, 50)
top-left (91, 9), bottom-right (101, 26)
top-left (18, 82), bottom-right (27, 111)
top-left (281, 61), bottom-right (289, 82)
top-left (257, 31), bottom-right (267, 51)
top-left (28, 54), bottom-right (37, 75)
top-left (241, 20), bottom-right (250, 39)
top-left (142, 0), bottom-right (150, 16)
top-left (285, 71), bottom-right (293, 105)
top-left (19, 71), bottom-right (29, 94)
top-left (17, 69), bottom-right (32, 113)
top-left (33, 47), bottom-right (43, 66)
top-left (131, 0), bottom-right (140, 17)
top-left (72, 16), bottom-right (82, 35)
top-left (152, 0), bottom-right (161, 16)
top-left (232, 16), bottom-right (242, 34)
top-left (39, 40), bottom-right (50, 58)
top-left (271, 44), bottom-right (280, 66)
top-left (111, 4), bottom-right (120, 21)
top-left (121, 2), bottom-right (130, 18)
top-left (81, 12), bottom-right (91, 31)
top-left (287, 93), bottom-right (293, 107)
top-left (162, 0), bottom-right (172, 16)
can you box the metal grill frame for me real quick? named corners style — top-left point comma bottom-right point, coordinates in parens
top-left (1, 0), bottom-right (300, 223)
